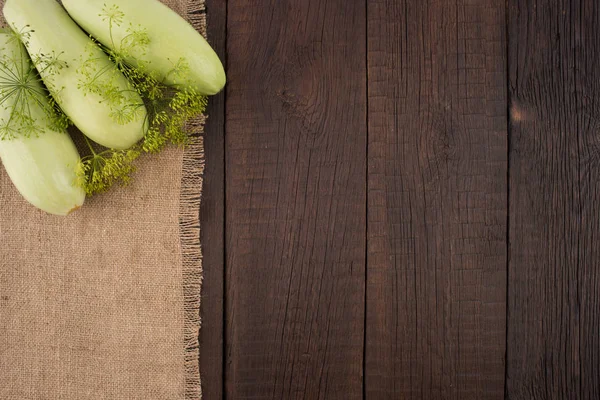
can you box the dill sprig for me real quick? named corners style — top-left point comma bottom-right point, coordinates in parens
top-left (76, 4), bottom-right (208, 195)
top-left (76, 39), bottom-right (145, 126)
top-left (76, 136), bottom-right (141, 195)
top-left (0, 28), bottom-right (70, 140)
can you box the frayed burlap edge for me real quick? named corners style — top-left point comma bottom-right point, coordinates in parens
top-left (180, 134), bottom-right (205, 400)
top-left (181, 1), bottom-right (208, 399)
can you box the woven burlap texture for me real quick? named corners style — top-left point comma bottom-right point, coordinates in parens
top-left (0, 0), bottom-right (206, 398)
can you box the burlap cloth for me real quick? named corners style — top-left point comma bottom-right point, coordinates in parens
top-left (0, 1), bottom-right (207, 398)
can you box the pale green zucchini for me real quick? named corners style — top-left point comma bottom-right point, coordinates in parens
top-left (61, 0), bottom-right (226, 95)
top-left (3, 0), bottom-right (148, 150)
top-left (0, 30), bottom-right (85, 216)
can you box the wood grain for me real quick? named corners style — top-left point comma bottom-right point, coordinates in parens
top-left (506, 0), bottom-right (600, 398)
top-left (199, 0), bottom-right (226, 398)
top-left (225, 0), bottom-right (367, 398)
top-left (366, 1), bottom-right (508, 398)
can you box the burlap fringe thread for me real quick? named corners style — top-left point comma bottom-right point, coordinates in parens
top-left (181, 1), bottom-right (208, 399)
top-left (180, 134), bottom-right (205, 400)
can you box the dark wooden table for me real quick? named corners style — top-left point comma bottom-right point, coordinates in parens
top-left (199, 0), bottom-right (600, 398)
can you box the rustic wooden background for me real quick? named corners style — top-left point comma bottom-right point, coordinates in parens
top-left (199, 0), bottom-right (600, 398)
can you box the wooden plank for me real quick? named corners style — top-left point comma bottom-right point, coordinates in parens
top-left (225, 0), bottom-right (367, 398)
top-left (366, 1), bottom-right (508, 398)
top-left (506, 1), bottom-right (600, 398)
top-left (199, 0), bottom-right (226, 398)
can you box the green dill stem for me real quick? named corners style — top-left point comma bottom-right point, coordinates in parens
top-left (108, 15), bottom-right (116, 50)
top-left (83, 135), bottom-right (98, 156)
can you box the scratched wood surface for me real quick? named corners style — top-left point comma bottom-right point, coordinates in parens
top-left (199, 1), bottom-right (226, 399)
top-left (198, 0), bottom-right (600, 398)
top-left (506, 0), bottom-right (600, 399)
top-left (365, 0), bottom-right (507, 398)
top-left (224, 0), bottom-right (367, 398)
